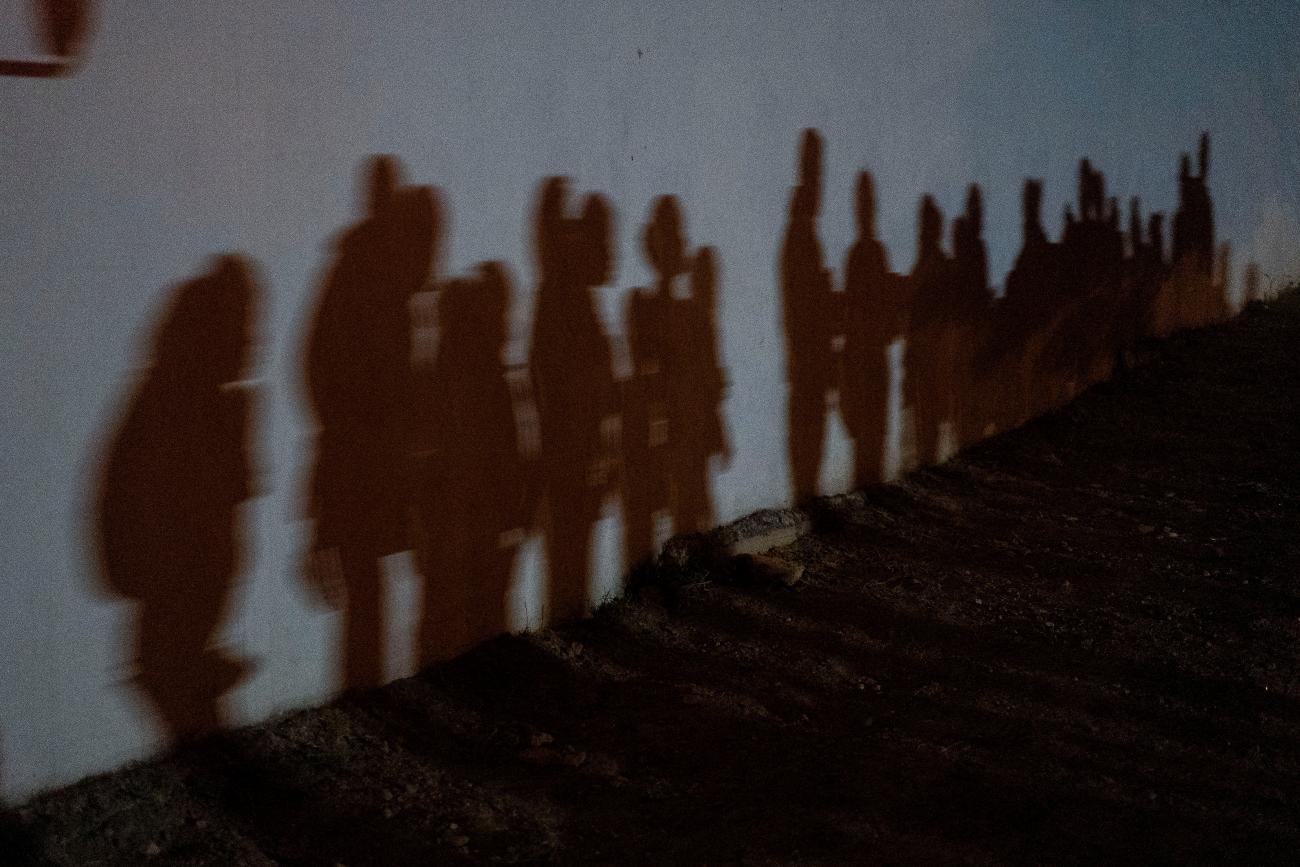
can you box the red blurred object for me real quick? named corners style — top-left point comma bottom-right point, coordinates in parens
top-left (0, 0), bottom-right (92, 77)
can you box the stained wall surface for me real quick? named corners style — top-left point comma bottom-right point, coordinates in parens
top-left (2, 0), bottom-right (1299, 802)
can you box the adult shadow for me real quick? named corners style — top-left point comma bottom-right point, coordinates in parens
top-left (300, 155), bottom-right (441, 691)
top-left (949, 185), bottom-right (996, 445)
top-left (779, 129), bottom-right (836, 505)
top-left (668, 244), bottom-right (730, 535)
top-left (620, 198), bottom-right (679, 575)
top-left (1169, 134), bottom-right (1223, 329)
top-left (839, 171), bottom-right (906, 486)
top-left (91, 255), bottom-right (260, 744)
top-left (528, 177), bottom-right (620, 625)
top-left (904, 195), bottom-right (958, 466)
top-left (621, 196), bottom-right (730, 575)
top-left (413, 262), bottom-right (534, 665)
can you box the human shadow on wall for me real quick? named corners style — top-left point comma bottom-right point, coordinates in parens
top-left (412, 262), bottom-right (536, 666)
top-left (300, 156), bottom-right (440, 691)
top-left (798, 131), bottom-right (1224, 494)
top-left (901, 185), bottom-right (996, 461)
top-left (92, 255), bottom-right (260, 745)
top-left (948, 185), bottom-right (995, 446)
top-left (1115, 196), bottom-right (1163, 366)
top-left (1031, 161), bottom-right (1125, 406)
top-left (670, 245), bottom-right (730, 535)
top-left (840, 171), bottom-right (904, 487)
top-left (983, 178), bottom-right (1066, 430)
top-left (529, 178), bottom-right (620, 625)
top-left (904, 194), bottom-right (959, 466)
top-left (621, 202), bottom-right (676, 575)
top-left (780, 130), bottom-right (836, 505)
top-left (297, 167), bottom-right (726, 678)
top-left (621, 197), bottom-right (730, 576)
top-left (973, 135), bottom-right (1220, 442)
top-left (1168, 134), bottom-right (1222, 330)
top-left (0, 0), bottom-right (93, 77)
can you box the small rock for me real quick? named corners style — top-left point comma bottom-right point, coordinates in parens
top-left (728, 522), bottom-right (809, 556)
top-left (450, 836), bottom-right (470, 848)
top-left (529, 732), bottom-right (554, 747)
top-left (145, 842), bottom-right (161, 857)
top-left (1139, 525), bottom-right (1155, 534)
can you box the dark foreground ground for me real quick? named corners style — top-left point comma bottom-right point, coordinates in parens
top-left (5, 293), bottom-right (1300, 866)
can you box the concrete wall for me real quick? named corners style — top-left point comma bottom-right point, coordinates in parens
top-left (2, 0), bottom-right (1299, 802)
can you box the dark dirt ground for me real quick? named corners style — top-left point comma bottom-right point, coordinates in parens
top-left (4, 291), bottom-right (1300, 866)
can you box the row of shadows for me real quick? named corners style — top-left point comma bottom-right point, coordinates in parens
top-left (783, 129), bottom-right (1227, 502)
top-left (92, 129), bottom-right (1227, 745)
top-left (91, 163), bottom-right (728, 741)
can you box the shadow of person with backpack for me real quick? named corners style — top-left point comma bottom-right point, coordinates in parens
top-left (93, 255), bottom-right (260, 743)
